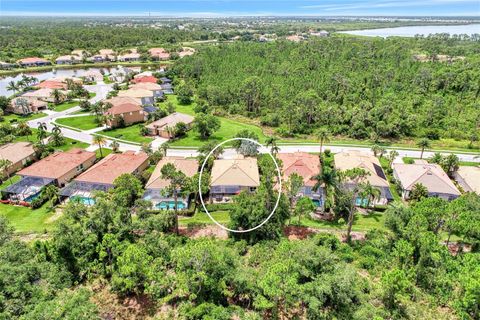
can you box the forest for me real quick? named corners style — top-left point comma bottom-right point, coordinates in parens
top-left (171, 35), bottom-right (480, 143)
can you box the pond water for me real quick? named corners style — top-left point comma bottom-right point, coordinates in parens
top-left (339, 24), bottom-right (480, 38)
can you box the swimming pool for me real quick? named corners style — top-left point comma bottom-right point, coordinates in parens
top-left (156, 201), bottom-right (186, 210)
top-left (71, 196), bottom-right (95, 206)
top-left (312, 199), bottom-right (323, 207)
top-left (24, 193), bottom-right (41, 203)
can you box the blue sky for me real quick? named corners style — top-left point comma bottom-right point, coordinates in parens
top-left (0, 0), bottom-right (479, 17)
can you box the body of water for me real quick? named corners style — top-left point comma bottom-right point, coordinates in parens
top-left (340, 24), bottom-right (480, 38)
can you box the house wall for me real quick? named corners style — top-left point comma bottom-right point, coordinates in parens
top-left (108, 110), bottom-right (145, 127)
top-left (209, 185), bottom-right (256, 203)
top-left (5, 154), bottom-right (36, 176)
top-left (56, 155), bottom-right (96, 187)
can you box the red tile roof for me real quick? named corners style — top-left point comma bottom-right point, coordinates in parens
top-left (17, 57), bottom-right (50, 64)
top-left (18, 149), bottom-right (96, 180)
top-left (36, 80), bottom-right (67, 90)
top-left (105, 103), bottom-right (143, 116)
top-left (277, 152), bottom-right (321, 187)
top-left (131, 76), bottom-right (158, 84)
top-left (74, 151), bottom-right (148, 185)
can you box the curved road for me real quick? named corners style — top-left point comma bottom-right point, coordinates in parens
top-left (26, 81), bottom-right (480, 163)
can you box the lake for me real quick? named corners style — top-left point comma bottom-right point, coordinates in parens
top-left (339, 24), bottom-right (480, 38)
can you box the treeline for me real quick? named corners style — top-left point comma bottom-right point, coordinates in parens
top-left (172, 37), bottom-right (480, 142)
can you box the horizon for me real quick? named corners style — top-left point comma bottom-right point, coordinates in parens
top-left (1, 0), bottom-right (479, 17)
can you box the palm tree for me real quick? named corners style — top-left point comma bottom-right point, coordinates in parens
top-left (359, 181), bottom-right (381, 208)
top-left (160, 142), bottom-right (170, 157)
top-left (387, 150), bottom-right (399, 167)
top-left (265, 136), bottom-right (280, 155)
top-left (6, 81), bottom-right (18, 95)
top-left (371, 144), bottom-right (381, 157)
top-left (92, 135), bottom-right (107, 158)
top-left (16, 121), bottom-right (32, 140)
top-left (110, 140), bottom-right (120, 153)
top-left (313, 167), bottom-right (339, 212)
top-left (0, 159), bottom-right (13, 186)
top-left (51, 89), bottom-right (64, 105)
top-left (37, 122), bottom-right (48, 145)
top-left (50, 124), bottom-right (64, 147)
top-left (417, 138), bottom-right (431, 159)
top-left (315, 128), bottom-right (330, 156)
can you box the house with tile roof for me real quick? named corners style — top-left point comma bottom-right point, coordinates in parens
top-left (117, 89), bottom-right (155, 106)
top-left (9, 97), bottom-right (48, 115)
top-left (55, 55), bottom-right (82, 65)
top-left (210, 157), bottom-right (260, 203)
top-left (144, 157), bottom-right (198, 210)
top-left (454, 166), bottom-right (480, 195)
top-left (22, 88), bottom-right (68, 103)
top-left (130, 82), bottom-right (164, 98)
top-left (118, 53), bottom-right (141, 62)
top-left (36, 80), bottom-right (68, 90)
top-left (393, 163), bottom-right (461, 200)
top-left (104, 102), bottom-right (145, 127)
top-left (0, 142), bottom-right (36, 176)
top-left (131, 76), bottom-right (158, 84)
top-left (17, 57), bottom-right (51, 67)
top-left (148, 48), bottom-right (170, 60)
top-left (60, 151), bottom-right (149, 204)
top-left (335, 151), bottom-right (393, 205)
top-left (277, 152), bottom-right (324, 207)
top-left (3, 149), bottom-right (96, 202)
top-left (146, 112), bottom-right (194, 138)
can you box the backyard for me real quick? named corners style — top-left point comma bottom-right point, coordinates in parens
top-left (2, 112), bottom-right (46, 123)
top-left (0, 203), bottom-right (56, 233)
top-left (99, 123), bottom-right (153, 144)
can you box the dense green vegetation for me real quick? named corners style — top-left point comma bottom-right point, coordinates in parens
top-left (172, 36), bottom-right (480, 145)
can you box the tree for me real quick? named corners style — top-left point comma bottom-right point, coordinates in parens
top-left (313, 166), bottom-right (339, 212)
top-left (387, 150), bottom-right (399, 167)
top-left (358, 181), bottom-right (381, 208)
top-left (112, 244), bottom-right (153, 295)
top-left (442, 154), bottom-right (459, 178)
top-left (42, 184), bottom-right (60, 210)
top-left (92, 135), bottom-right (107, 157)
top-left (79, 100), bottom-right (91, 112)
top-left (161, 163), bottom-right (189, 234)
top-left (294, 196), bottom-right (315, 223)
top-left (232, 129), bottom-right (259, 156)
top-left (409, 183), bottom-right (428, 201)
top-left (110, 140), bottom-right (120, 153)
top-left (37, 122), bottom-right (48, 145)
top-left (0, 159), bottom-right (13, 185)
top-left (197, 141), bottom-right (224, 170)
top-left (50, 124), bottom-right (64, 147)
top-left (284, 172), bottom-right (304, 211)
top-left (16, 121), bottom-right (32, 139)
top-left (241, 76), bottom-right (263, 114)
top-left (193, 113), bottom-right (220, 139)
top-left (265, 136), bottom-right (280, 155)
top-left (0, 96), bottom-right (10, 112)
top-left (315, 128), bottom-right (330, 156)
top-left (176, 82), bottom-right (194, 105)
top-left (6, 81), bottom-right (18, 95)
top-left (141, 142), bottom-right (153, 155)
top-left (417, 138), bottom-right (431, 159)
top-left (112, 174), bottom-right (144, 208)
top-left (51, 89), bottom-right (64, 105)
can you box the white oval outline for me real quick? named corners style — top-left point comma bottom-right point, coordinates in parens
top-left (198, 137), bottom-right (282, 233)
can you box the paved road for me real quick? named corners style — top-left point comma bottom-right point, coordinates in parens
top-left (25, 81), bottom-right (479, 161)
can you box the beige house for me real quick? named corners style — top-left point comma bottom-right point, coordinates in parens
top-left (17, 57), bottom-right (51, 67)
top-left (105, 96), bottom-right (142, 107)
top-left (104, 102), bottom-right (145, 127)
top-left (118, 89), bottom-right (155, 106)
top-left (334, 151), bottom-right (393, 205)
top-left (118, 53), bottom-right (141, 62)
top-left (9, 97), bottom-right (48, 115)
top-left (22, 88), bottom-right (67, 103)
top-left (210, 157), bottom-right (260, 203)
top-left (129, 82), bottom-right (164, 98)
top-left (144, 157), bottom-right (198, 209)
top-left (146, 112), bottom-right (194, 138)
top-left (56, 55), bottom-right (82, 65)
top-left (393, 163), bottom-right (461, 201)
top-left (148, 48), bottom-right (170, 60)
top-left (0, 142), bottom-right (36, 176)
top-left (454, 166), bottom-right (480, 194)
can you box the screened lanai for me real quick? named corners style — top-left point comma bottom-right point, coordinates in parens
top-left (3, 176), bottom-right (54, 202)
top-left (60, 181), bottom-right (113, 205)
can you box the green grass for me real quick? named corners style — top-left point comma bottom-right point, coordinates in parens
top-left (379, 157), bottom-right (402, 202)
top-left (96, 147), bottom-right (113, 159)
top-left (0, 175), bottom-right (21, 190)
top-left (295, 211), bottom-right (387, 232)
top-left (89, 92), bottom-right (96, 99)
top-left (2, 112), bottom-right (46, 124)
top-left (179, 210), bottom-right (230, 226)
top-left (48, 100), bottom-right (79, 112)
top-left (161, 96), bottom-right (268, 147)
top-left (103, 75), bottom-right (113, 84)
top-left (100, 124), bottom-right (153, 144)
top-left (52, 138), bottom-right (89, 151)
top-left (0, 203), bottom-right (56, 233)
top-left (56, 115), bottom-right (100, 130)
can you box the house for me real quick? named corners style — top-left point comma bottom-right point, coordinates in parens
top-left (178, 47), bottom-right (195, 58)
top-left (210, 157), bottom-right (260, 203)
top-left (143, 157), bottom-right (198, 209)
top-left (0, 142), bottom-right (36, 176)
top-left (105, 96), bottom-right (142, 108)
top-left (334, 151), bottom-right (393, 205)
top-left (17, 57), bottom-right (51, 67)
top-left (0, 61), bottom-right (14, 69)
top-left (9, 97), bottom-right (48, 114)
top-left (117, 53), bottom-right (141, 62)
top-left (118, 89), bottom-right (155, 106)
top-left (131, 76), bottom-right (158, 84)
top-left (71, 49), bottom-right (87, 57)
top-left (159, 77), bottom-right (172, 84)
top-left (454, 166), bottom-right (480, 195)
top-left (277, 152), bottom-right (324, 207)
top-left (108, 66), bottom-right (135, 82)
top-left (133, 71), bottom-right (153, 78)
top-left (129, 82), bottom-right (164, 98)
top-left (286, 35), bottom-right (304, 42)
top-left (89, 49), bottom-right (115, 62)
top-left (60, 151), bottom-right (149, 204)
top-left (160, 83), bottom-right (174, 94)
top-left (148, 48), bottom-right (170, 60)
top-left (104, 102), bottom-right (145, 127)
top-left (55, 55), bottom-right (82, 65)
top-left (4, 149), bottom-right (96, 202)
top-left (146, 112), bottom-right (194, 138)
top-left (310, 30), bottom-right (329, 37)
top-left (82, 70), bottom-right (103, 82)
top-left (393, 163), bottom-right (461, 201)
top-left (36, 80), bottom-right (68, 90)
top-left (22, 88), bottom-right (67, 103)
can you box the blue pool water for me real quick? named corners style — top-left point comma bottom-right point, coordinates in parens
top-left (312, 199), bottom-right (322, 207)
top-left (156, 201), bottom-right (186, 210)
top-left (71, 196), bottom-right (95, 205)
top-left (24, 193), bottom-right (41, 203)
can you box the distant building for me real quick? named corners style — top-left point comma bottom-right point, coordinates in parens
top-left (178, 47), bottom-right (195, 58)
top-left (310, 30), bottom-right (329, 37)
top-left (146, 112), bottom-right (194, 138)
top-left (130, 82), bottom-right (164, 98)
top-left (117, 89), bottom-right (155, 106)
top-left (117, 53), bottom-right (141, 62)
top-left (0, 142), bottom-right (36, 176)
top-left (55, 55), bottom-right (82, 65)
top-left (148, 48), bottom-right (170, 60)
top-left (17, 57), bottom-right (51, 67)
top-left (9, 97), bottom-right (48, 115)
top-left (335, 151), bottom-right (393, 206)
top-left (131, 76), bottom-right (158, 84)
top-left (0, 61), bottom-right (14, 69)
top-left (454, 166), bottom-right (480, 195)
top-left (82, 70), bottom-right (103, 82)
top-left (36, 80), bottom-right (68, 90)
top-left (21, 88), bottom-right (67, 103)
top-left (143, 157), bottom-right (198, 209)
top-left (393, 163), bottom-right (461, 201)
top-left (104, 102), bottom-right (145, 127)
top-left (210, 157), bottom-right (260, 203)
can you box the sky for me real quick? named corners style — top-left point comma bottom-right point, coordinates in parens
top-left (0, 0), bottom-right (479, 17)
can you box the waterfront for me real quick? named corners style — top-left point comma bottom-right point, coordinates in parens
top-left (340, 23), bottom-right (480, 37)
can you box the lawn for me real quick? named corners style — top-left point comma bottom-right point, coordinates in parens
top-left (99, 124), bottom-right (153, 144)
top-left (2, 112), bottom-right (46, 124)
top-left (179, 210), bottom-right (230, 226)
top-left (48, 100), bottom-right (79, 112)
top-left (0, 175), bottom-right (21, 190)
top-left (56, 115), bottom-right (100, 130)
top-left (160, 95), bottom-right (268, 147)
top-left (96, 147), bottom-right (113, 159)
top-left (0, 203), bottom-right (57, 233)
top-left (52, 137), bottom-right (89, 151)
